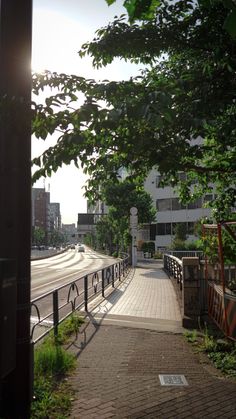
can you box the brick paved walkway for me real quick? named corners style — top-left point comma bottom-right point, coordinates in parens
top-left (67, 262), bottom-right (236, 418)
top-left (90, 263), bottom-right (181, 322)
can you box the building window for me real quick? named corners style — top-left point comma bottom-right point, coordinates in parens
top-left (187, 222), bottom-right (195, 234)
top-left (187, 198), bottom-right (202, 209)
top-left (156, 223), bottom-right (172, 235)
top-left (156, 198), bottom-right (172, 211)
top-left (157, 224), bottom-right (166, 235)
top-left (178, 172), bottom-right (186, 181)
top-left (166, 223), bottom-right (171, 234)
top-left (156, 175), bottom-right (164, 187)
top-left (171, 198), bottom-right (186, 210)
top-left (203, 194), bottom-right (213, 203)
top-left (156, 222), bottom-right (194, 236)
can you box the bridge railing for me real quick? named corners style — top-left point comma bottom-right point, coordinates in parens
top-left (165, 250), bottom-right (203, 259)
top-left (163, 254), bottom-right (183, 290)
top-left (164, 253), bottom-right (236, 339)
top-left (31, 254), bottom-right (130, 344)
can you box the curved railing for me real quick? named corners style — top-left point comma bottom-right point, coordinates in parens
top-left (31, 254), bottom-right (130, 344)
top-left (163, 254), bottom-right (183, 290)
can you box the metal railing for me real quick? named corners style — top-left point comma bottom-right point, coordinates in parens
top-left (163, 254), bottom-right (183, 290)
top-left (164, 253), bottom-right (236, 339)
top-left (165, 250), bottom-right (203, 259)
top-left (30, 255), bottom-right (130, 344)
top-left (200, 262), bottom-right (236, 290)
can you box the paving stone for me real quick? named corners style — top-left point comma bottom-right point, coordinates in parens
top-left (67, 263), bottom-right (236, 418)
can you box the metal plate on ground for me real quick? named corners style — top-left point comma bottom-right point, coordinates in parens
top-left (159, 374), bottom-right (188, 386)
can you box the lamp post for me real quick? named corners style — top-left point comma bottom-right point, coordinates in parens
top-left (0, 1), bottom-right (33, 417)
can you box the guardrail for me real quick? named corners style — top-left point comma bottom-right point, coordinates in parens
top-left (31, 255), bottom-right (130, 344)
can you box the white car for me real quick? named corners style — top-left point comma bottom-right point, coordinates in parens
top-left (78, 245), bottom-right (85, 252)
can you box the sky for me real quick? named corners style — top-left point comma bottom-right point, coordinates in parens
top-left (32, 0), bottom-right (141, 224)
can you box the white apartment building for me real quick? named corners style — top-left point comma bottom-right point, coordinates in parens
top-left (144, 168), bottom-right (213, 250)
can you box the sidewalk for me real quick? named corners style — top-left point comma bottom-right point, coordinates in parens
top-left (68, 261), bottom-right (236, 418)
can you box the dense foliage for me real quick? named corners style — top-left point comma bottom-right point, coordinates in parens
top-left (86, 180), bottom-right (156, 254)
top-left (32, 0), bottom-right (236, 219)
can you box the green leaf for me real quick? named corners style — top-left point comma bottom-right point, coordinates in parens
top-left (124, 0), bottom-right (159, 22)
top-left (223, 9), bottom-right (236, 39)
top-left (105, 0), bottom-right (116, 5)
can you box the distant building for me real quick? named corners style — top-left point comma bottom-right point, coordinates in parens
top-left (77, 212), bottom-right (106, 242)
top-left (50, 202), bottom-right (61, 231)
top-left (87, 200), bottom-right (108, 216)
top-left (61, 223), bottom-right (77, 243)
top-left (32, 188), bottom-right (50, 237)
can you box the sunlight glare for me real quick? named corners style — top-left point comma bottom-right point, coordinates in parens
top-left (32, 9), bottom-right (91, 74)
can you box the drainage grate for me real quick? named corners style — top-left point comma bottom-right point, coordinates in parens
top-left (159, 374), bottom-right (188, 386)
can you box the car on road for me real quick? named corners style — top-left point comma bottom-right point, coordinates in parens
top-left (70, 244), bottom-right (75, 249)
top-left (78, 245), bottom-right (85, 252)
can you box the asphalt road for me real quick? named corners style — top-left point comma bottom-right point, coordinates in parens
top-left (31, 246), bottom-right (116, 299)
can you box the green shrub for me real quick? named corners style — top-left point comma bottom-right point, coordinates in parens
top-left (208, 350), bottom-right (236, 376)
top-left (184, 326), bottom-right (236, 378)
top-left (56, 313), bottom-right (84, 344)
top-left (171, 239), bottom-right (186, 250)
top-left (34, 343), bottom-right (75, 376)
top-left (31, 377), bottom-right (72, 418)
top-left (31, 313), bottom-right (83, 418)
top-left (185, 241), bottom-right (199, 250)
top-left (184, 329), bottom-right (198, 343)
top-left (141, 241), bottom-right (155, 254)
top-left (153, 251), bottom-right (163, 259)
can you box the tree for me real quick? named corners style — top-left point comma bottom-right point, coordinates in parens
top-left (102, 179), bottom-right (156, 223)
top-left (106, 0), bottom-right (236, 39)
top-left (32, 226), bottom-right (45, 246)
top-left (95, 215), bottom-right (116, 254)
top-left (94, 179), bottom-right (156, 254)
top-left (32, 0), bottom-right (236, 219)
top-left (49, 229), bottom-right (65, 246)
top-left (171, 222), bottom-right (188, 250)
top-left (194, 216), bottom-right (236, 266)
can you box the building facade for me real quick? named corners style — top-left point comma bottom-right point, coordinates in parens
top-left (79, 167), bottom-right (214, 251)
top-left (32, 187), bottom-right (50, 236)
top-left (77, 213), bottom-right (98, 243)
top-left (61, 223), bottom-right (77, 244)
top-left (49, 202), bottom-right (61, 231)
top-left (144, 169), bottom-right (213, 250)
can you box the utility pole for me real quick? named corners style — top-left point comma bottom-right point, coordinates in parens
top-left (0, 1), bottom-right (33, 418)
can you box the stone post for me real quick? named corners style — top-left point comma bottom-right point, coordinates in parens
top-left (182, 257), bottom-right (201, 328)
